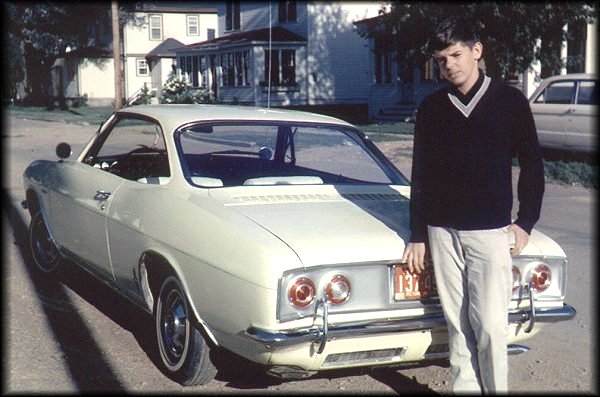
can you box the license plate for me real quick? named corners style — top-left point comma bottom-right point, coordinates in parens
top-left (393, 265), bottom-right (437, 300)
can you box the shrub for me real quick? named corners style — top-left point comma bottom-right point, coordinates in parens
top-left (160, 72), bottom-right (211, 104)
top-left (543, 160), bottom-right (598, 188)
top-left (130, 84), bottom-right (153, 106)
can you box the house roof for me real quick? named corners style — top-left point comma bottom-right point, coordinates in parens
top-left (64, 46), bottom-right (112, 58)
top-left (178, 26), bottom-right (307, 52)
top-left (135, 2), bottom-right (217, 14)
top-left (353, 13), bottom-right (386, 36)
top-left (147, 38), bottom-right (186, 59)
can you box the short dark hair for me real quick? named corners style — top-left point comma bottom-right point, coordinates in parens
top-left (432, 16), bottom-right (480, 51)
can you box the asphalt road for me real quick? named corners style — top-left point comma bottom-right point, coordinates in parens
top-left (3, 114), bottom-right (596, 393)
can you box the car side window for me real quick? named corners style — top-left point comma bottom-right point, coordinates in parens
top-left (534, 81), bottom-right (575, 104)
top-left (86, 116), bottom-right (171, 183)
top-left (576, 81), bottom-right (597, 105)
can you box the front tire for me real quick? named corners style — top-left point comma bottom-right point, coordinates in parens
top-left (155, 275), bottom-right (217, 386)
top-left (29, 212), bottom-right (62, 273)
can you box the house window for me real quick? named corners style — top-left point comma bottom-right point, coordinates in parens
top-left (137, 59), bottom-right (149, 76)
top-left (192, 56), bottom-right (199, 86)
top-left (149, 14), bottom-right (163, 41)
top-left (264, 49), bottom-right (296, 86)
top-left (279, 0), bottom-right (297, 23)
top-left (220, 51), bottom-right (250, 87)
top-left (373, 35), bottom-right (392, 84)
top-left (226, 0), bottom-right (241, 31)
top-left (178, 56), bottom-right (185, 79)
top-left (207, 28), bottom-right (216, 40)
top-left (374, 48), bottom-right (392, 85)
top-left (281, 50), bottom-right (296, 84)
top-left (186, 56), bottom-right (193, 83)
top-left (187, 15), bottom-right (199, 36)
top-left (265, 49), bottom-right (280, 85)
top-left (420, 57), bottom-right (441, 82)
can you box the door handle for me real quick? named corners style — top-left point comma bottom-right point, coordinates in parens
top-left (94, 190), bottom-right (112, 200)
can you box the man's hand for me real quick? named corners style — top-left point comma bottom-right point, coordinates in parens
top-left (402, 242), bottom-right (427, 274)
top-left (508, 223), bottom-right (529, 256)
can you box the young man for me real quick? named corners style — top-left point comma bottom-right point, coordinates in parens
top-left (402, 16), bottom-right (545, 393)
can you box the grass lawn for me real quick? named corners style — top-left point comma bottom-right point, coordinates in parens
top-left (356, 122), bottom-right (415, 142)
top-left (4, 105), bottom-right (115, 126)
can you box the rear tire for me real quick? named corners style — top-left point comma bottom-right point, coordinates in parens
top-left (29, 212), bottom-right (62, 273)
top-left (155, 275), bottom-right (217, 386)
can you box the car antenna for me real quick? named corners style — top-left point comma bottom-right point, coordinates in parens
top-left (268, 0), bottom-right (272, 109)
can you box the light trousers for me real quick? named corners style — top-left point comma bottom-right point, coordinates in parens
top-left (428, 225), bottom-right (513, 394)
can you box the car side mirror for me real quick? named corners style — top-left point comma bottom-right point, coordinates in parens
top-left (56, 142), bottom-right (72, 160)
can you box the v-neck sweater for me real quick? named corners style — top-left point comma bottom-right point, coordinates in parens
top-left (408, 76), bottom-right (545, 243)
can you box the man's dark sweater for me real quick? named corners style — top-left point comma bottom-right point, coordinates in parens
top-left (409, 74), bottom-right (545, 243)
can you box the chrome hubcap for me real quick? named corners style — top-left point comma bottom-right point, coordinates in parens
top-left (161, 289), bottom-right (188, 363)
top-left (31, 214), bottom-right (59, 271)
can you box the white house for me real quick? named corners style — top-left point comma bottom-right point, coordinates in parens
top-left (174, 1), bottom-right (384, 123)
top-left (51, 3), bottom-right (218, 106)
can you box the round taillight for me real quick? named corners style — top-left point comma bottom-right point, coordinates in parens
top-left (529, 264), bottom-right (552, 292)
top-left (512, 266), bottom-right (522, 293)
top-left (289, 277), bottom-right (316, 308)
top-left (325, 275), bottom-right (351, 304)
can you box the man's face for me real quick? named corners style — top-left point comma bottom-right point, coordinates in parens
top-left (434, 41), bottom-right (482, 92)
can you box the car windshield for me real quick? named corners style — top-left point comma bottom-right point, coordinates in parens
top-left (176, 122), bottom-right (407, 187)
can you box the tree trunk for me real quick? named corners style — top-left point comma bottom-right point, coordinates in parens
top-left (112, 0), bottom-right (123, 109)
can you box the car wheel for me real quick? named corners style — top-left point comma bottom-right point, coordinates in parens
top-left (155, 275), bottom-right (217, 386)
top-left (29, 212), bottom-right (62, 273)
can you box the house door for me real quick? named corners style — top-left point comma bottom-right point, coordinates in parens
top-left (210, 55), bottom-right (218, 100)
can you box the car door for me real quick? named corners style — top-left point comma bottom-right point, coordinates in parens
top-left (530, 80), bottom-right (575, 150)
top-left (49, 157), bottom-right (125, 281)
top-left (564, 80), bottom-right (597, 151)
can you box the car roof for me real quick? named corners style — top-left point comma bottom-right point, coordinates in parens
top-left (117, 104), bottom-right (355, 131)
top-left (541, 73), bottom-right (598, 83)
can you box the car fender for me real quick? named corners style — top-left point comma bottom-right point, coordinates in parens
top-left (137, 247), bottom-right (220, 346)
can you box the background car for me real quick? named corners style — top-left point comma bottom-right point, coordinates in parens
top-left (529, 73), bottom-right (598, 153)
top-left (23, 105), bottom-right (576, 386)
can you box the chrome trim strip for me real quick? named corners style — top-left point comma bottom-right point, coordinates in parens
top-left (244, 305), bottom-right (576, 349)
top-left (423, 344), bottom-right (530, 361)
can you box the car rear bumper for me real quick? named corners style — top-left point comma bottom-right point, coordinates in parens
top-left (244, 304), bottom-right (576, 350)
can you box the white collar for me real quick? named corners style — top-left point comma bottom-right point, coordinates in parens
top-left (447, 75), bottom-right (491, 118)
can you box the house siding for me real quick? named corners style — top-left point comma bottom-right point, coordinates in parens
top-left (208, 1), bottom-right (380, 115)
top-left (217, 2), bottom-right (308, 38)
top-left (78, 58), bottom-right (116, 106)
top-left (307, 2), bottom-right (380, 105)
top-left (123, 12), bottom-right (217, 98)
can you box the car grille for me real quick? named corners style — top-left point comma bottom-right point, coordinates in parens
top-left (424, 343), bottom-right (450, 359)
top-left (322, 347), bottom-right (407, 368)
top-left (232, 193), bottom-right (406, 204)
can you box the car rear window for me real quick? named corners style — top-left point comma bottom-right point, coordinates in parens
top-left (176, 122), bottom-right (402, 187)
top-left (576, 81), bottom-right (597, 105)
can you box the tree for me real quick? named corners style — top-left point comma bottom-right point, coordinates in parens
top-left (2, 3), bottom-right (25, 104)
top-left (367, 2), bottom-right (596, 80)
top-left (5, 2), bottom-right (105, 107)
top-left (3, 1), bottom-right (141, 106)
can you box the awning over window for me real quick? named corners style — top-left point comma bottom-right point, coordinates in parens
top-left (147, 38), bottom-right (186, 60)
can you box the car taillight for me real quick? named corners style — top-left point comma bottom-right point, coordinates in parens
top-left (325, 275), bottom-right (351, 304)
top-left (512, 266), bottom-right (522, 293)
top-left (529, 264), bottom-right (552, 292)
top-left (289, 277), bottom-right (316, 308)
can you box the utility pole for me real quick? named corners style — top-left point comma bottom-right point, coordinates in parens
top-left (112, 0), bottom-right (123, 109)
